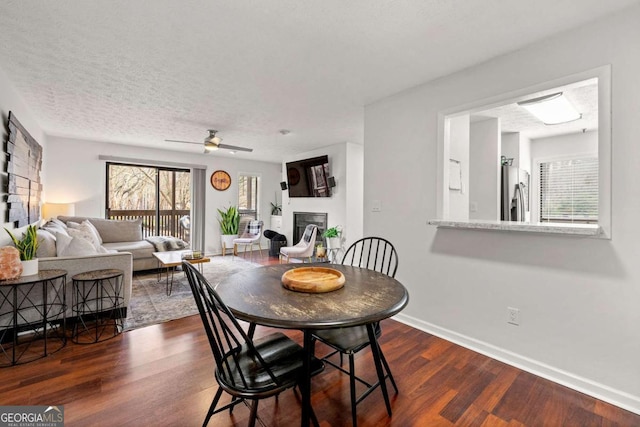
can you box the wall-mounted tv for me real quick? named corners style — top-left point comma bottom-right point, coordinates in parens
top-left (286, 155), bottom-right (331, 198)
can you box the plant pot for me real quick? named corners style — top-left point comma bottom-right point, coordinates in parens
top-left (326, 237), bottom-right (341, 250)
top-left (316, 246), bottom-right (326, 258)
top-left (21, 259), bottom-right (39, 277)
top-left (221, 234), bottom-right (238, 255)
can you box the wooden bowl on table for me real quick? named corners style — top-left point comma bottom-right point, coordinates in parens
top-left (281, 267), bottom-right (345, 293)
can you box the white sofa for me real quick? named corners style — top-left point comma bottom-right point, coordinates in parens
top-left (56, 215), bottom-right (159, 271)
top-left (2, 216), bottom-right (187, 327)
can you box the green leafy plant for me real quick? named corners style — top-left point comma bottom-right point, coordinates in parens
top-left (217, 206), bottom-right (240, 235)
top-left (4, 225), bottom-right (39, 260)
top-left (322, 226), bottom-right (342, 238)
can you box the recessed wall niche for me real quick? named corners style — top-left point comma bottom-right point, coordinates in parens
top-left (433, 65), bottom-right (611, 238)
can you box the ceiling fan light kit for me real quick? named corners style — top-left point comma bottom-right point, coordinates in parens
top-left (204, 142), bottom-right (219, 151)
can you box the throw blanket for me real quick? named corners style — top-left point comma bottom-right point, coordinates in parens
top-left (146, 236), bottom-right (189, 252)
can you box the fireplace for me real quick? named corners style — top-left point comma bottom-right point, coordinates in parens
top-left (293, 212), bottom-right (327, 244)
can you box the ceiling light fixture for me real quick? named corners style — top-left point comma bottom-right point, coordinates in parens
top-left (204, 129), bottom-right (221, 151)
top-left (517, 92), bottom-right (582, 125)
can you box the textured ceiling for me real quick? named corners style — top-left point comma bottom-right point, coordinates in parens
top-left (472, 80), bottom-right (599, 140)
top-left (0, 1), bottom-right (636, 163)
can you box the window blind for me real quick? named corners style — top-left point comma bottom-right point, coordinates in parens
top-left (539, 157), bottom-right (598, 223)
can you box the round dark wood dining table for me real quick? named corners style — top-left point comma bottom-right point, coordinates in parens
top-left (215, 263), bottom-right (409, 427)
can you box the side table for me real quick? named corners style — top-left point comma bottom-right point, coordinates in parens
top-left (0, 269), bottom-right (67, 367)
top-left (71, 269), bottom-right (124, 344)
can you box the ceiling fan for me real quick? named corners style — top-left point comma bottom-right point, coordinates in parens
top-left (165, 130), bottom-right (253, 153)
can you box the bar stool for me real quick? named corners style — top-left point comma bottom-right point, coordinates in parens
top-left (71, 269), bottom-right (124, 343)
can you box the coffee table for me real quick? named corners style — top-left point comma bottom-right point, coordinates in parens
top-left (153, 251), bottom-right (210, 295)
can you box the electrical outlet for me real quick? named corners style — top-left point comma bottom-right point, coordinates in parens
top-left (507, 307), bottom-right (520, 326)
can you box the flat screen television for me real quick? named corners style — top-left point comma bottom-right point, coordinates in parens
top-left (286, 155), bottom-right (331, 198)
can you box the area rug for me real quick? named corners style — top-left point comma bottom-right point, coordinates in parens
top-left (123, 256), bottom-right (261, 331)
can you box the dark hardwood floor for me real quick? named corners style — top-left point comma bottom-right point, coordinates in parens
top-left (1, 252), bottom-right (638, 426)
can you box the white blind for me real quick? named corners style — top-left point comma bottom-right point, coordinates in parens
top-left (539, 157), bottom-right (598, 223)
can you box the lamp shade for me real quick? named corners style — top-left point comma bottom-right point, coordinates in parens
top-left (42, 203), bottom-right (76, 220)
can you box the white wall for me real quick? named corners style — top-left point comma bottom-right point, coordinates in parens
top-left (44, 136), bottom-right (281, 255)
top-left (501, 133), bottom-right (520, 167)
top-left (0, 66), bottom-right (48, 246)
top-left (281, 142), bottom-right (362, 250)
top-left (532, 130), bottom-right (598, 160)
top-left (469, 118), bottom-right (500, 220)
top-left (364, 4), bottom-right (640, 414)
top-left (447, 115), bottom-right (469, 220)
top-left (345, 143), bottom-right (364, 242)
top-left (503, 132), bottom-right (532, 174)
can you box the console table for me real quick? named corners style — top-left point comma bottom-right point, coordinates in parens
top-left (0, 269), bottom-right (67, 367)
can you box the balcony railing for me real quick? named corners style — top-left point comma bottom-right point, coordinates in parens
top-left (107, 209), bottom-right (191, 243)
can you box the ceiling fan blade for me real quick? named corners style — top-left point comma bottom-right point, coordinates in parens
top-left (164, 139), bottom-right (200, 145)
top-left (217, 143), bottom-right (253, 152)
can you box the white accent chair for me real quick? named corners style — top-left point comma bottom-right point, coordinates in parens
top-left (279, 224), bottom-right (318, 263)
top-left (233, 220), bottom-right (264, 259)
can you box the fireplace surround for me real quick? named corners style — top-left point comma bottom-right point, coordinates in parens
top-left (293, 212), bottom-right (327, 244)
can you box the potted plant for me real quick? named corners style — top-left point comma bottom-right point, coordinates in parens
top-left (270, 201), bottom-right (282, 216)
top-left (322, 226), bottom-right (342, 250)
top-left (4, 224), bottom-right (40, 276)
top-left (217, 206), bottom-right (240, 255)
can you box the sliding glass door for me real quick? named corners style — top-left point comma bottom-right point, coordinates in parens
top-left (106, 163), bottom-right (191, 243)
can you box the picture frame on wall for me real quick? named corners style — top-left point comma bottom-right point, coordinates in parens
top-left (6, 111), bottom-right (43, 227)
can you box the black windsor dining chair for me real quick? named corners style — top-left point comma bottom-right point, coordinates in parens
top-left (183, 261), bottom-right (324, 427)
top-left (311, 237), bottom-right (399, 427)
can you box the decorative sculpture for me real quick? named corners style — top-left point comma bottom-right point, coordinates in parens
top-left (0, 246), bottom-right (23, 280)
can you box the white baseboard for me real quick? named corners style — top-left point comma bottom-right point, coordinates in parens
top-left (393, 313), bottom-right (640, 416)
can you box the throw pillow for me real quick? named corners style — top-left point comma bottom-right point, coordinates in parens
top-left (55, 232), bottom-right (99, 257)
top-left (36, 229), bottom-right (57, 258)
top-left (67, 228), bottom-right (101, 251)
top-left (84, 220), bottom-right (103, 245)
top-left (42, 218), bottom-right (69, 237)
top-left (68, 221), bottom-right (103, 248)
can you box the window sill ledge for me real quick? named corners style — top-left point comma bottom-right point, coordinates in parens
top-left (427, 219), bottom-right (604, 237)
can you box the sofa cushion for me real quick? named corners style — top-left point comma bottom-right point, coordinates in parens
top-left (93, 218), bottom-right (143, 243)
top-left (58, 216), bottom-right (143, 243)
top-left (102, 240), bottom-right (155, 260)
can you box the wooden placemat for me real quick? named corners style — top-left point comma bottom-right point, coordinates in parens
top-left (281, 267), bottom-right (345, 293)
